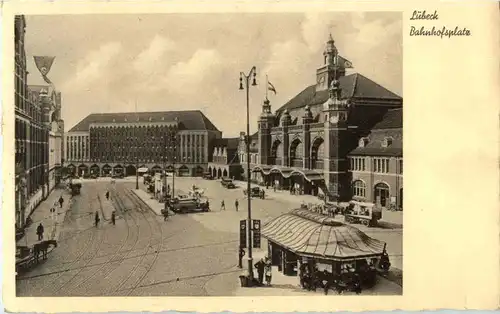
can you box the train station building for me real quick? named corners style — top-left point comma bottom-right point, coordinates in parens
top-left (64, 110), bottom-right (221, 177)
top-left (239, 35), bottom-right (403, 209)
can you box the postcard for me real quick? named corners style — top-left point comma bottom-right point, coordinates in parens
top-left (2, 0), bottom-right (499, 312)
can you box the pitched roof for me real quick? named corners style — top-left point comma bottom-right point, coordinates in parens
top-left (212, 137), bottom-right (240, 149)
top-left (372, 108), bottom-right (402, 129)
top-left (68, 110), bottom-right (220, 132)
top-left (348, 128), bottom-right (402, 157)
top-left (276, 73), bottom-right (402, 113)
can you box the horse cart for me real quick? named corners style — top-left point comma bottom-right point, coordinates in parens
top-left (344, 201), bottom-right (382, 227)
top-left (15, 240), bottom-right (58, 276)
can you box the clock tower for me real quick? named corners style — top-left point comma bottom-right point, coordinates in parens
top-left (316, 34), bottom-right (348, 92)
top-left (322, 79), bottom-right (351, 201)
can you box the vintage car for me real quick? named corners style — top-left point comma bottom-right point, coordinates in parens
top-left (89, 173), bottom-right (98, 179)
top-left (167, 195), bottom-right (210, 214)
top-left (344, 201), bottom-right (382, 227)
top-left (203, 172), bottom-right (214, 180)
top-left (244, 186), bottom-right (263, 198)
top-left (221, 178), bottom-right (236, 189)
top-left (112, 173), bottom-right (124, 179)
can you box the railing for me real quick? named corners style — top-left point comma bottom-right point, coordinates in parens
top-left (291, 159), bottom-right (303, 168)
top-left (311, 159), bottom-right (324, 170)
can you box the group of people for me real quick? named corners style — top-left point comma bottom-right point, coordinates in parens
top-left (254, 256), bottom-right (273, 286)
top-left (299, 264), bottom-right (363, 295)
top-left (220, 199), bottom-right (240, 211)
top-left (33, 195), bottom-right (65, 242)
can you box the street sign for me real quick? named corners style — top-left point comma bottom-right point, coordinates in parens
top-left (239, 220), bottom-right (247, 248)
top-left (252, 219), bottom-right (261, 248)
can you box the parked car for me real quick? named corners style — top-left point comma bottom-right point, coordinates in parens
top-left (221, 177), bottom-right (236, 189)
top-left (167, 195), bottom-right (210, 214)
top-left (203, 172), bottom-right (214, 180)
top-left (90, 174), bottom-right (98, 179)
top-left (244, 186), bottom-right (262, 197)
top-left (112, 173), bottom-right (124, 179)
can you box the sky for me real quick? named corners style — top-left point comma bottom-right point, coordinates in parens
top-left (24, 12), bottom-right (402, 137)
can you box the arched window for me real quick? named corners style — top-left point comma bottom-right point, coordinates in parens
top-left (359, 137), bottom-right (369, 147)
top-left (352, 180), bottom-right (366, 197)
top-left (382, 137), bottom-right (393, 148)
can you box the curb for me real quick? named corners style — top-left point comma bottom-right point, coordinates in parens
top-left (52, 193), bottom-right (73, 243)
top-left (131, 189), bottom-right (161, 216)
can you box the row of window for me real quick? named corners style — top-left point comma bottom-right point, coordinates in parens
top-left (349, 157), bottom-right (403, 174)
top-left (270, 141), bottom-right (325, 160)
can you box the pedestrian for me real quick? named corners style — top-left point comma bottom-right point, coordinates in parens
top-left (58, 195), bottom-right (64, 208)
top-left (36, 223), bottom-right (44, 241)
top-left (163, 204), bottom-right (169, 221)
top-left (264, 257), bottom-right (272, 286)
top-left (254, 257), bottom-right (266, 286)
top-left (105, 190), bottom-right (110, 200)
top-left (235, 199), bottom-right (239, 211)
top-left (221, 200), bottom-right (225, 211)
top-left (111, 211), bottom-right (116, 225)
top-left (95, 211), bottom-right (100, 227)
top-left (238, 246), bottom-right (245, 268)
top-left (273, 184), bottom-right (276, 192)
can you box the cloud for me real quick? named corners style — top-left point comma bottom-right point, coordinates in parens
top-left (63, 42), bottom-right (122, 92)
top-left (133, 35), bottom-right (176, 73)
top-left (164, 49), bottom-right (224, 93)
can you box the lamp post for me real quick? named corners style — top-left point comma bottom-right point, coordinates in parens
top-left (170, 117), bottom-right (179, 199)
top-left (239, 66), bottom-right (257, 281)
top-left (135, 100), bottom-right (139, 190)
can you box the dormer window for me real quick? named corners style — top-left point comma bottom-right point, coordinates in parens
top-left (382, 137), bottom-right (393, 148)
top-left (358, 137), bottom-right (368, 147)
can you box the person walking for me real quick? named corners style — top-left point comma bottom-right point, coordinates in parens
top-left (238, 246), bottom-right (245, 268)
top-left (36, 223), bottom-right (44, 241)
top-left (111, 211), bottom-right (116, 225)
top-left (58, 195), bottom-right (64, 208)
top-left (221, 200), bottom-right (226, 211)
top-left (235, 199), bottom-right (239, 212)
top-left (94, 211), bottom-right (100, 227)
top-left (105, 190), bottom-right (110, 200)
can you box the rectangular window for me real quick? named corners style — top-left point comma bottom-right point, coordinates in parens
top-left (362, 159), bottom-right (365, 171)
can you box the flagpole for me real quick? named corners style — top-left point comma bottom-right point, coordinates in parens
top-left (265, 74), bottom-right (268, 100)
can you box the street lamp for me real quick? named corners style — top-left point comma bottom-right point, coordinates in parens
top-left (239, 66), bottom-right (257, 281)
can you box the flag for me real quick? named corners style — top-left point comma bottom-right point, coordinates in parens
top-left (267, 81), bottom-right (277, 94)
top-left (34, 56), bottom-right (55, 84)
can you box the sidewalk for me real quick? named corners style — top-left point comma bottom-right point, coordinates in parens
top-left (234, 181), bottom-right (402, 228)
top-left (16, 188), bottom-right (72, 249)
top-left (233, 249), bottom-right (402, 296)
top-left (131, 188), bottom-right (178, 216)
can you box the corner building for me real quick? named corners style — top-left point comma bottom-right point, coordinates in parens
top-left (64, 110), bottom-right (221, 177)
top-left (246, 35), bottom-right (403, 207)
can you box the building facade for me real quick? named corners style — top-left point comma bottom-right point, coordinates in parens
top-left (15, 16), bottom-right (65, 228)
top-left (65, 110), bottom-right (221, 177)
top-left (239, 35), bottom-right (403, 208)
top-left (348, 109), bottom-right (403, 209)
top-left (207, 137), bottom-right (242, 179)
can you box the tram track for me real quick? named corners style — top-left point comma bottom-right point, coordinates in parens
top-left (60, 184), bottom-right (140, 296)
top-left (49, 182), bottom-right (128, 295)
top-left (20, 191), bottom-right (101, 294)
top-left (110, 187), bottom-right (164, 295)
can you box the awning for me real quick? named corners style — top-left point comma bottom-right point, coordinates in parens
top-left (262, 208), bottom-right (386, 261)
top-left (138, 167), bottom-right (149, 173)
top-left (252, 165), bottom-right (272, 173)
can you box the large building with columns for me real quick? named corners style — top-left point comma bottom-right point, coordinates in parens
top-left (240, 35), bottom-right (403, 208)
top-left (15, 15), bottom-right (64, 229)
top-left (64, 110), bottom-right (221, 177)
